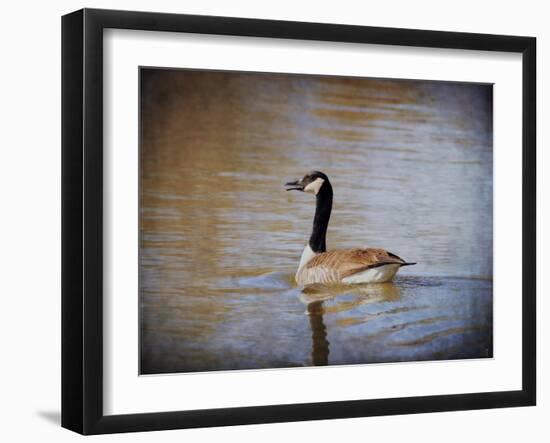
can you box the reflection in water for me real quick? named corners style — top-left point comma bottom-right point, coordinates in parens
top-left (307, 301), bottom-right (329, 366)
top-left (301, 282), bottom-right (401, 306)
top-left (305, 283), bottom-right (402, 366)
top-left (139, 69), bottom-right (493, 374)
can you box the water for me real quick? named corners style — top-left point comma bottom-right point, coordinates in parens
top-left (139, 69), bottom-right (493, 374)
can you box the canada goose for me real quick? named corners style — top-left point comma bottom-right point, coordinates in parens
top-left (285, 171), bottom-right (415, 286)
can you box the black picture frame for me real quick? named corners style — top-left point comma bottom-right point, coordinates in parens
top-left (62, 8), bottom-right (536, 435)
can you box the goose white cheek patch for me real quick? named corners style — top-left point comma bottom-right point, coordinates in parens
top-left (304, 178), bottom-right (325, 195)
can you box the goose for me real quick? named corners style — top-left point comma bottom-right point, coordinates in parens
top-left (285, 171), bottom-right (415, 286)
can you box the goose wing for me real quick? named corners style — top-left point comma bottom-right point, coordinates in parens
top-left (300, 248), bottom-right (407, 284)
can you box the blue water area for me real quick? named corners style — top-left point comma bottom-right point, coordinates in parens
top-left (140, 273), bottom-right (492, 373)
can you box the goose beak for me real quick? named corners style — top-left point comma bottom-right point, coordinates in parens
top-left (285, 179), bottom-right (304, 191)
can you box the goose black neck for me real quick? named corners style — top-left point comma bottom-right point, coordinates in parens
top-left (309, 182), bottom-right (333, 253)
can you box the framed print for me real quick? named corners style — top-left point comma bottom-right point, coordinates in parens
top-left (61, 8), bottom-right (536, 435)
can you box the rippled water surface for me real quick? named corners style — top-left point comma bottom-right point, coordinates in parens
top-left (139, 69), bottom-right (493, 374)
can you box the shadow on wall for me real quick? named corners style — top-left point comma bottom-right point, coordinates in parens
top-left (36, 410), bottom-right (60, 426)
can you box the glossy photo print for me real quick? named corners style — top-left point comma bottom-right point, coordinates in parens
top-left (139, 68), bottom-right (493, 375)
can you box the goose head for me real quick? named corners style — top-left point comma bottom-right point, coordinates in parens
top-left (285, 171), bottom-right (330, 196)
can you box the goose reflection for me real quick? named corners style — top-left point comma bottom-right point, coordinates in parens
top-left (300, 282), bottom-right (401, 306)
top-left (307, 301), bottom-right (329, 365)
top-left (302, 283), bottom-right (402, 366)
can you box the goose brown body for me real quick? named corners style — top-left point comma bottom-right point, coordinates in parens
top-left (296, 248), bottom-right (408, 286)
